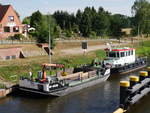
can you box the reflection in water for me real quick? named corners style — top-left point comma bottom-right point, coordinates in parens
top-left (0, 68), bottom-right (150, 113)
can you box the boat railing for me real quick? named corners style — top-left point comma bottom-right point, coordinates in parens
top-left (136, 56), bottom-right (147, 60)
top-left (20, 76), bottom-right (30, 80)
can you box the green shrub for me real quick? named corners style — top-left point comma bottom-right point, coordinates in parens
top-left (65, 30), bottom-right (72, 37)
top-left (0, 83), bottom-right (5, 89)
top-left (89, 31), bottom-right (97, 39)
top-left (10, 34), bottom-right (25, 40)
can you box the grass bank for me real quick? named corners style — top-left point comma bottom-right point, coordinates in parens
top-left (0, 40), bottom-right (150, 83)
top-left (136, 41), bottom-right (150, 56)
top-left (0, 50), bottom-right (106, 83)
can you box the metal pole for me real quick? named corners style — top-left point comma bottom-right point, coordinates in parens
top-left (138, 24), bottom-right (140, 46)
top-left (49, 20), bottom-right (51, 64)
top-left (48, 14), bottom-right (51, 73)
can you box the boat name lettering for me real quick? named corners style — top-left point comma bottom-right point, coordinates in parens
top-left (49, 84), bottom-right (59, 88)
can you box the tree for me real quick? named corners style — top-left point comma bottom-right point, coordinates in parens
top-left (76, 9), bottom-right (82, 26)
top-left (36, 6), bottom-right (135, 39)
top-left (30, 11), bottom-right (45, 41)
top-left (110, 14), bottom-right (131, 37)
top-left (92, 7), bottom-right (110, 36)
top-left (53, 25), bottom-right (61, 38)
top-left (22, 17), bottom-right (30, 24)
top-left (132, 0), bottom-right (150, 35)
top-left (29, 11), bottom-right (56, 48)
top-left (30, 10), bottom-right (43, 31)
top-left (80, 12), bottom-right (91, 37)
top-left (72, 24), bottom-right (79, 33)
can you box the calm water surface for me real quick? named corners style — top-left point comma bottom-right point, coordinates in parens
top-left (0, 69), bottom-right (149, 113)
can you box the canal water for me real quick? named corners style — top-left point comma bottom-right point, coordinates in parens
top-left (0, 69), bottom-right (149, 113)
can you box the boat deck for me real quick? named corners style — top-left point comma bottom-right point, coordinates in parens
top-left (69, 76), bottom-right (98, 87)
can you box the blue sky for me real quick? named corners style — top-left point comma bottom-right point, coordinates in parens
top-left (0, 0), bottom-right (139, 20)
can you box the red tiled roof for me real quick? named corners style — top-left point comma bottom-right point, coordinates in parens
top-left (0, 5), bottom-right (10, 22)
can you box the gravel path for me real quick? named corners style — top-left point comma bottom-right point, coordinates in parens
top-left (60, 43), bottom-right (123, 55)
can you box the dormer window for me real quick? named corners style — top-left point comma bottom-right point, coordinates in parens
top-left (8, 16), bottom-right (14, 22)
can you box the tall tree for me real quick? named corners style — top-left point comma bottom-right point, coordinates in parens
top-left (30, 10), bottom-right (43, 31)
top-left (93, 14), bottom-right (110, 36)
top-left (110, 14), bottom-right (131, 37)
top-left (80, 12), bottom-right (91, 37)
top-left (92, 7), bottom-right (110, 36)
top-left (132, 0), bottom-right (150, 35)
top-left (30, 11), bottom-right (56, 47)
top-left (76, 9), bottom-right (82, 33)
top-left (22, 17), bottom-right (30, 24)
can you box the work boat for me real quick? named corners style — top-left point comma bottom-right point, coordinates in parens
top-left (103, 47), bottom-right (147, 74)
top-left (19, 62), bottom-right (110, 96)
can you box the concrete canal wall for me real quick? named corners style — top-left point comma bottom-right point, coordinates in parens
top-left (0, 88), bottom-right (12, 98)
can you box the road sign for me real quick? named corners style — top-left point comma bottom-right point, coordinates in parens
top-left (82, 42), bottom-right (87, 49)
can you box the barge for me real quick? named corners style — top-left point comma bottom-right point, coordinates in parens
top-left (19, 62), bottom-right (110, 96)
top-left (103, 47), bottom-right (147, 74)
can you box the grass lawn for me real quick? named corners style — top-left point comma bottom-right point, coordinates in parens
top-left (0, 40), bottom-right (150, 83)
top-left (136, 41), bottom-right (150, 56)
top-left (0, 49), bottom-right (106, 83)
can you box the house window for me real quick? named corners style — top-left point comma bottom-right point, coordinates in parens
top-left (5, 56), bottom-right (10, 60)
top-left (8, 16), bottom-right (14, 22)
top-left (13, 26), bottom-right (19, 32)
top-left (12, 55), bottom-right (16, 59)
top-left (4, 27), bottom-right (10, 32)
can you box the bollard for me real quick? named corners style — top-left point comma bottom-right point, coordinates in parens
top-left (118, 72), bottom-right (150, 112)
top-left (147, 67), bottom-right (150, 78)
top-left (139, 71), bottom-right (148, 81)
top-left (113, 108), bottom-right (125, 113)
top-left (147, 67), bottom-right (150, 86)
top-left (129, 76), bottom-right (139, 87)
top-left (120, 81), bottom-right (130, 109)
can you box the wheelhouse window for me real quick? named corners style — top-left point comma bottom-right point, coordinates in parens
top-left (131, 50), bottom-right (133, 55)
top-left (8, 16), bottom-right (14, 22)
top-left (4, 27), bottom-right (10, 32)
top-left (121, 52), bottom-right (125, 57)
top-left (125, 51), bottom-right (127, 56)
top-left (109, 52), bottom-right (116, 57)
top-left (116, 52), bottom-right (120, 57)
top-left (128, 51), bottom-right (131, 56)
